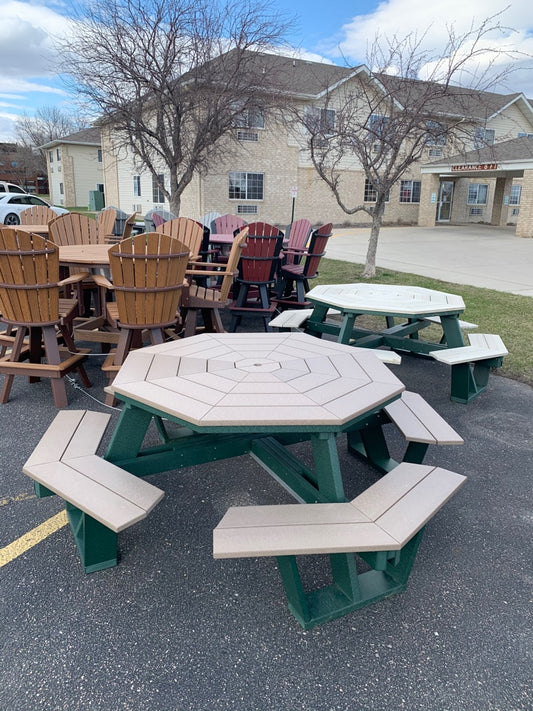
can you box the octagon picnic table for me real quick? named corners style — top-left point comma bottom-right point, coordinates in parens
top-left (103, 332), bottom-right (405, 618)
top-left (304, 283), bottom-right (467, 355)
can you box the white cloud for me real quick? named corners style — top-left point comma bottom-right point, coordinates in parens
top-left (329, 0), bottom-right (533, 93)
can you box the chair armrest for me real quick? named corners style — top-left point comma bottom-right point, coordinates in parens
top-left (92, 274), bottom-right (114, 290)
top-left (58, 272), bottom-right (91, 286)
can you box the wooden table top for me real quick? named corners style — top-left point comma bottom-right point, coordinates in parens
top-left (58, 244), bottom-right (111, 267)
top-left (306, 283), bottom-right (465, 317)
top-left (106, 332), bottom-right (404, 430)
top-left (15, 224), bottom-right (49, 235)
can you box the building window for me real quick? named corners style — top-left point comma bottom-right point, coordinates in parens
top-left (152, 174), bottom-right (165, 203)
top-left (425, 121), bottom-right (447, 146)
top-left (518, 132), bottom-right (533, 138)
top-left (133, 175), bottom-right (141, 197)
top-left (49, 151), bottom-right (53, 163)
top-left (399, 180), bottom-right (421, 203)
top-left (56, 148), bottom-right (61, 161)
top-left (364, 179), bottom-right (389, 203)
top-left (369, 114), bottom-right (390, 138)
top-left (235, 108), bottom-right (265, 130)
top-left (305, 107), bottom-right (336, 134)
top-left (467, 183), bottom-right (488, 205)
top-left (509, 185), bottom-right (522, 205)
top-left (59, 182), bottom-right (64, 195)
top-left (97, 149), bottom-right (103, 163)
top-left (473, 127), bottom-right (495, 149)
top-left (237, 131), bottom-right (259, 142)
top-left (229, 172), bottom-right (263, 200)
top-left (96, 183), bottom-right (104, 193)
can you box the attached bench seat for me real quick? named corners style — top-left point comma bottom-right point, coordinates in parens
top-left (214, 462), bottom-right (466, 628)
top-left (429, 333), bottom-right (508, 403)
top-left (23, 410), bottom-right (164, 572)
top-left (269, 309), bottom-right (401, 365)
top-left (348, 391), bottom-right (463, 472)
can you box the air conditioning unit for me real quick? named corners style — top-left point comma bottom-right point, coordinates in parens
top-left (133, 204), bottom-right (143, 213)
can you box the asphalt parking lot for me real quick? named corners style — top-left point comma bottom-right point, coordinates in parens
top-left (1, 331), bottom-right (531, 710)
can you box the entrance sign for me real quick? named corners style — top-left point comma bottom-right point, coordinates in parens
top-left (451, 163), bottom-right (498, 172)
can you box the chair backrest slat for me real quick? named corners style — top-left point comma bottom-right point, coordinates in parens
top-left (48, 213), bottom-right (99, 246)
top-left (156, 217), bottom-right (204, 260)
top-left (213, 214), bottom-right (247, 235)
top-left (218, 229), bottom-right (248, 301)
top-left (238, 223), bottom-right (284, 284)
top-left (0, 228), bottom-right (59, 325)
top-left (301, 223), bottom-right (332, 278)
top-left (284, 219), bottom-right (312, 265)
top-left (19, 206), bottom-right (57, 225)
top-left (108, 232), bottom-right (189, 327)
top-left (96, 208), bottom-right (117, 240)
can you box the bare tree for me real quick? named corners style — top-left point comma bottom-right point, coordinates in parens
top-left (58, 0), bottom-right (290, 215)
top-left (298, 15), bottom-right (522, 277)
top-left (15, 106), bottom-right (87, 171)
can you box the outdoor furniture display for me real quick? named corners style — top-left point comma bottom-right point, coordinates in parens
top-left (19, 205), bottom-right (57, 225)
top-left (0, 228), bottom-right (91, 407)
top-left (92, 233), bottom-right (190, 403)
top-left (57, 330), bottom-right (465, 629)
top-left (228, 222), bottom-right (284, 331)
top-left (104, 212), bottom-right (139, 244)
top-left (180, 229), bottom-right (248, 336)
top-left (96, 208), bottom-right (118, 242)
top-left (275, 222), bottom-right (332, 308)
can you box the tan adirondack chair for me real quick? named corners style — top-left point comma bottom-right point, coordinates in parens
top-left (155, 217), bottom-right (205, 262)
top-left (19, 205), bottom-right (58, 225)
top-left (0, 228), bottom-right (91, 407)
top-left (96, 208), bottom-right (117, 241)
top-left (181, 228), bottom-right (248, 336)
top-left (94, 233), bottom-right (190, 403)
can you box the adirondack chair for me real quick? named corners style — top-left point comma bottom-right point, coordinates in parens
top-left (180, 228), bottom-right (248, 336)
top-left (19, 205), bottom-right (58, 225)
top-left (152, 213), bottom-right (166, 228)
top-left (104, 212), bottom-right (139, 244)
top-left (275, 223), bottom-right (332, 308)
top-left (228, 222), bottom-right (284, 331)
top-left (200, 211), bottom-right (221, 231)
top-left (155, 217), bottom-right (205, 262)
top-left (212, 214), bottom-right (247, 235)
top-left (94, 233), bottom-right (190, 403)
top-left (282, 219), bottom-right (312, 266)
top-left (0, 228), bottom-right (91, 407)
top-left (96, 208), bottom-right (117, 241)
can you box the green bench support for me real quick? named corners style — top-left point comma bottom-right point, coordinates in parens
top-left (213, 462), bottom-right (466, 628)
top-left (347, 390), bottom-right (463, 472)
top-left (23, 410), bottom-right (164, 573)
top-left (429, 333), bottom-right (508, 403)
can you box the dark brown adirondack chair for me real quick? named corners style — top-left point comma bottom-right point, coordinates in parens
top-left (228, 222), bottom-right (284, 331)
top-left (181, 229), bottom-right (248, 336)
top-left (0, 228), bottom-right (91, 407)
top-left (94, 233), bottom-right (190, 403)
top-left (275, 223), bottom-right (332, 308)
top-left (282, 219), bottom-right (312, 266)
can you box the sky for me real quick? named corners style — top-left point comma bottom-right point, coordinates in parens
top-left (0, 0), bottom-right (532, 141)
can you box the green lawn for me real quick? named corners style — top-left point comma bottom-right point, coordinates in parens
top-left (316, 258), bottom-right (533, 387)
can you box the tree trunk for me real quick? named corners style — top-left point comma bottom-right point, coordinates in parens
top-left (169, 193), bottom-right (181, 217)
top-left (362, 203), bottom-right (385, 278)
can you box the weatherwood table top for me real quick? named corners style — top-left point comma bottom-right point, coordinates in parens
top-left (306, 283), bottom-right (465, 318)
top-left (106, 331), bottom-right (405, 432)
top-left (58, 244), bottom-right (112, 268)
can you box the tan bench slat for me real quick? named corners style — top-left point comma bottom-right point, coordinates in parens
top-left (217, 502), bottom-right (368, 529)
top-left (25, 460), bottom-right (149, 533)
top-left (384, 391), bottom-right (463, 445)
top-left (351, 462), bottom-right (433, 520)
top-left (66, 454), bottom-right (164, 513)
top-left (422, 315), bottom-right (478, 329)
top-left (372, 467), bottom-right (467, 546)
top-left (468, 333), bottom-right (507, 351)
top-left (430, 333), bottom-right (507, 365)
top-left (214, 521), bottom-right (399, 559)
top-left (24, 411), bottom-right (110, 468)
top-left (269, 309), bottom-right (314, 329)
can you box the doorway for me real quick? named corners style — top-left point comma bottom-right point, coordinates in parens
top-left (437, 181), bottom-right (454, 222)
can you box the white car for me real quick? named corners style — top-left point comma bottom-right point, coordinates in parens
top-left (0, 194), bottom-right (69, 225)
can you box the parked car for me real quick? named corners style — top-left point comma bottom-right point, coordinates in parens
top-left (0, 194), bottom-right (69, 225)
top-left (0, 181), bottom-right (27, 194)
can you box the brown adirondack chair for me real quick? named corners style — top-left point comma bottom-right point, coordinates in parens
top-left (181, 228), bottom-right (248, 336)
top-left (275, 223), bottom-right (332, 308)
top-left (19, 205), bottom-right (58, 225)
top-left (228, 222), bottom-right (284, 331)
top-left (96, 208), bottom-right (117, 241)
top-left (94, 233), bottom-right (190, 403)
top-left (282, 219), bottom-right (312, 266)
top-left (48, 212), bottom-right (99, 246)
top-left (156, 217), bottom-right (205, 262)
top-left (0, 228), bottom-right (91, 407)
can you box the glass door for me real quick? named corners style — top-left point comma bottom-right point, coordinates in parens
top-left (437, 181), bottom-right (454, 222)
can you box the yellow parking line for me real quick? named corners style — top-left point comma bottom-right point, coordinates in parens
top-left (0, 511), bottom-right (68, 568)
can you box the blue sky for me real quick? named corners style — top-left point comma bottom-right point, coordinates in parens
top-left (0, 0), bottom-right (532, 141)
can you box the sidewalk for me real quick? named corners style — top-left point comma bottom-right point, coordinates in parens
top-left (328, 224), bottom-right (533, 296)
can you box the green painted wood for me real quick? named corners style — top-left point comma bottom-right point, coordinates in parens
top-left (66, 503), bottom-right (118, 573)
